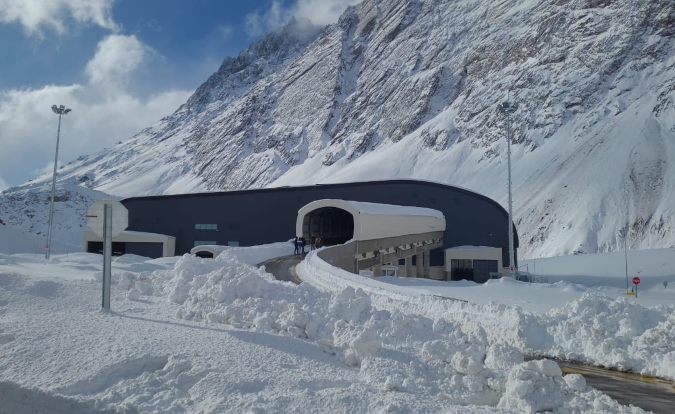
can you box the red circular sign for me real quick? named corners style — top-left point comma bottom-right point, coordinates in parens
top-left (633, 277), bottom-right (641, 285)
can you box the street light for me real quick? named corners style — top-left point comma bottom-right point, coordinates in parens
top-left (498, 101), bottom-right (518, 275)
top-left (619, 225), bottom-right (629, 291)
top-left (45, 104), bottom-right (72, 260)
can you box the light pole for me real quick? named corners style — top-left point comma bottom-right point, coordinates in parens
top-left (498, 101), bottom-right (518, 275)
top-left (620, 225), bottom-right (629, 291)
top-left (45, 104), bottom-right (72, 260)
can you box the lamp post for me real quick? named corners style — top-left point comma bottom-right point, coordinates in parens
top-left (498, 101), bottom-right (518, 275)
top-left (619, 225), bottom-right (629, 291)
top-left (45, 104), bottom-right (72, 260)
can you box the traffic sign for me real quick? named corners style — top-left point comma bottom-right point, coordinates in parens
top-left (633, 277), bottom-right (641, 285)
top-left (86, 199), bottom-right (128, 237)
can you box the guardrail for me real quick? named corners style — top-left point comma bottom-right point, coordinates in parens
top-left (514, 274), bottom-right (549, 284)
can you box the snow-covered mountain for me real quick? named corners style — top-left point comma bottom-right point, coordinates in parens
top-left (1, 0), bottom-right (674, 258)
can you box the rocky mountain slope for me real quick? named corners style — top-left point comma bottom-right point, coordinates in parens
top-left (1, 0), bottom-right (674, 258)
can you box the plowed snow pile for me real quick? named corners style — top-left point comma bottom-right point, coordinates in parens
top-left (0, 244), bottom-right (664, 413)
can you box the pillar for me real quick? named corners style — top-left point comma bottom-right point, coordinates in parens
top-left (405, 256), bottom-right (413, 278)
top-left (423, 251), bottom-right (431, 279)
top-left (373, 264), bottom-right (382, 277)
top-left (416, 254), bottom-right (424, 278)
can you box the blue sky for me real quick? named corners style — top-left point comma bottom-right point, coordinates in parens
top-left (0, 0), bottom-right (360, 190)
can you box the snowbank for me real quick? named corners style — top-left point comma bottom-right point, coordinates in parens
top-left (109, 249), bottom-right (643, 412)
top-left (298, 250), bottom-right (675, 380)
top-left (0, 244), bottom-right (660, 412)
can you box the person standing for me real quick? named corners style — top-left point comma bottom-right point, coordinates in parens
top-left (299, 236), bottom-right (306, 254)
top-left (310, 234), bottom-right (316, 250)
top-left (293, 236), bottom-right (299, 255)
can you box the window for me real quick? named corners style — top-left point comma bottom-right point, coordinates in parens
top-left (450, 259), bottom-right (474, 282)
top-left (195, 224), bottom-right (218, 230)
top-left (194, 241), bottom-right (217, 247)
top-left (227, 241), bottom-right (240, 247)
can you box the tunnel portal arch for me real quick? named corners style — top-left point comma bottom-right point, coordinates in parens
top-left (297, 199), bottom-right (445, 244)
top-left (301, 206), bottom-right (355, 246)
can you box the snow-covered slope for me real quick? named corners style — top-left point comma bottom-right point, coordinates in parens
top-left (2, 0), bottom-right (674, 258)
top-left (0, 216), bottom-right (77, 255)
top-left (0, 178), bottom-right (114, 248)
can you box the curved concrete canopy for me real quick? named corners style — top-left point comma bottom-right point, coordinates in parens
top-left (297, 199), bottom-right (445, 242)
top-left (189, 245), bottom-right (229, 258)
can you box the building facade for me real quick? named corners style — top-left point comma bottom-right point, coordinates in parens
top-left (120, 180), bottom-right (518, 271)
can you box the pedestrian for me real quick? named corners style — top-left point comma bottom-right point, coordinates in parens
top-left (293, 236), bottom-right (299, 255)
top-left (315, 236), bottom-right (322, 249)
top-left (310, 234), bottom-right (316, 251)
top-left (299, 236), bottom-right (306, 254)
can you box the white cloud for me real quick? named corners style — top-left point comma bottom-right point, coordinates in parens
top-left (244, 0), bottom-right (361, 37)
top-left (0, 35), bottom-right (192, 187)
top-left (0, 0), bottom-right (117, 37)
top-left (291, 0), bottom-right (362, 27)
top-left (86, 34), bottom-right (153, 87)
top-left (245, 0), bottom-right (290, 37)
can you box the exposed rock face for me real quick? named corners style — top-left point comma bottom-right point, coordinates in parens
top-left (2, 0), bottom-right (674, 258)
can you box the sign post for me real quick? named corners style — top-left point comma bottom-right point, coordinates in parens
top-left (632, 276), bottom-right (641, 298)
top-left (86, 200), bottom-right (128, 310)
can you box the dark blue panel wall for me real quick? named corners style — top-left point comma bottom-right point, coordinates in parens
top-left (121, 180), bottom-right (519, 266)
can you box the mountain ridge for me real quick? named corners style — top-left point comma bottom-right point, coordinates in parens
top-left (1, 0), bottom-right (674, 258)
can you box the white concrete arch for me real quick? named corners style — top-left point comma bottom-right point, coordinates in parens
top-left (189, 245), bottom-right (229, 258)
top-left (296, 199), bottom-right (445, 242)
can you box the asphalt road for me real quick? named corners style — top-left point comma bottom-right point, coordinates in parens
top-left (559, 361), bottom-right (675, 413)
top-left (260, 256), bottom-right (675, 412)
top-left (259, 254), bottom-right (304, 284)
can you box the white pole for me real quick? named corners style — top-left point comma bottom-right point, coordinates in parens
top-left (102, 203), bottom-right (112, 310)
top-left (498, 101), bottom-right (518, 275)
top-left (506, 109), bottom-right (515, 274)
top-left (45, 113), bottom-right (62, 260)
top-left (624, 229), bottom-right (629, 291)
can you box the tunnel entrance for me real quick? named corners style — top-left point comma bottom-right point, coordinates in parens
top-left (194, 250), bottom-right (214, 259)
top-left (302, 207), bottom-right (354, 246)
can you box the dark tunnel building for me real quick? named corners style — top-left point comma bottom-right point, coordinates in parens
top-left (119, 179), bottom-right (519, 271)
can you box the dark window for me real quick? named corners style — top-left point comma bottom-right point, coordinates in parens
top-left (195, 223), bottom-right (218, 230)
top-left (450, 259), bottom-right (474, 281)
top-left (194, 240), bottom-right (217, 246)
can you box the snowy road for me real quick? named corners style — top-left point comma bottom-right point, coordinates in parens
top-left (258, 254), bottom-right (303, 284)
top-left (559, 362), bottom-right (675, 414)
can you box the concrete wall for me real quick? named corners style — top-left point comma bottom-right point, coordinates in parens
top-left (317, 241), bottom-right (357, 272)
top-left (395, 265), bottom-right (445, 279)
top-left (445, 247), bottom-right (503, 272)
top-left (82, 231), bottom-right (176, 257)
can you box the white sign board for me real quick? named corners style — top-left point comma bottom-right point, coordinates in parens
top-left (86, 199), bottom-right (128, 238)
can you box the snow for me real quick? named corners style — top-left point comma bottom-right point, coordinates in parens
top-left (1, 242), bottom-right (671, 412)
top-left (0, 221), bottom-right (77, 256)
top-left (336, 199), bottom-right (445, 219)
